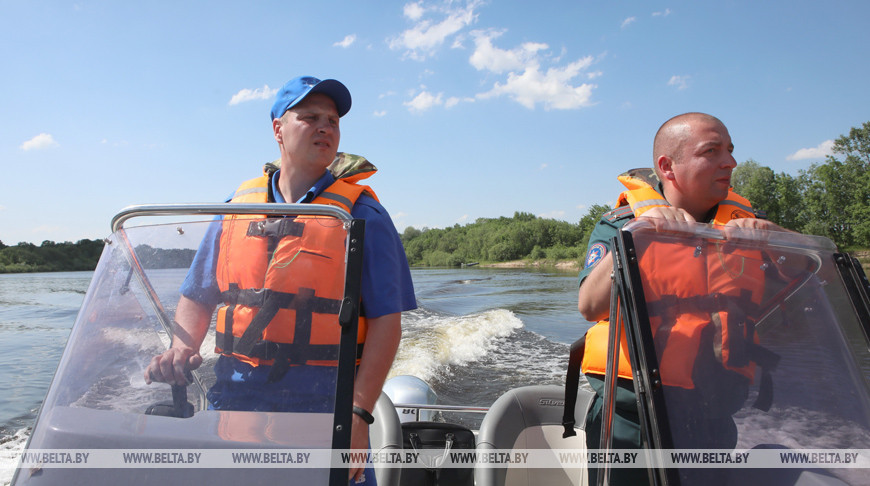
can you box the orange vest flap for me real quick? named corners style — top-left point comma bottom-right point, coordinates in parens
top-left (230, 175), bottom-right (270, 203)
top-left (312, 178), bottom-right (379, 214)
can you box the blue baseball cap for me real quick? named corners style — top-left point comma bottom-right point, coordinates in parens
top-left (270, 76), bottom-right (352, 120)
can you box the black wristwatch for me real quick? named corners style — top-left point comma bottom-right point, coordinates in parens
top-left (352, 406), bottom-right (375, 424)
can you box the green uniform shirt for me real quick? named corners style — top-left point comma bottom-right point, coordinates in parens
top-left (578, 205), bottom-right (634, 285)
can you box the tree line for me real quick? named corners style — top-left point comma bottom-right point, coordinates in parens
top-left (0, 239), bottom-right (104, 273)
top-left (400, 209), bottom-right (608, 267)
top-left (0, 239), bottom-right (198, 274)
top-left (730, 121), bottom-right (869, 249)
top-left (3, 122), bottom-right (867, 272)
top-left (403, 121), bottom-right (870, 266)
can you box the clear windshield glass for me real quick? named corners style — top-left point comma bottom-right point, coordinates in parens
top-left (20, 211), bottom-right (354, 485)
top-left (622, 219), bottom-right (870, 485)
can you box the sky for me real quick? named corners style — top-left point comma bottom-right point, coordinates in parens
top-left (2, 0), bottom-right (869, 245)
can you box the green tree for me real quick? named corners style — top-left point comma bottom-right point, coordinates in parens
top-left (773, 172), bottom-right (804, 231)
top-left (800, 160), bottom-right (854, 245)
top-left (732, 159), bottom-right (780, 222)
top-left (832, 121), bottom-right (870, 166)
top-left (798, 121), bottom-right (870, 248)
top-left (401, 226), bottom-right (422, 244)
top-left (832, 122), bottom-right (870, 247)
top-left (0, 239), bottom-right (104, 273)
top-left (399, 212), bottom-right (587, 266)
top-left (578, 204), bottom-right (611, 251)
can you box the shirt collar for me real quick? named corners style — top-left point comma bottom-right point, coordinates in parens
top-left (271, 169), bottom-right (336, 203)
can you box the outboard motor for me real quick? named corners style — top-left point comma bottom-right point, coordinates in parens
top-left (383, 375), bottom-right (438, 423)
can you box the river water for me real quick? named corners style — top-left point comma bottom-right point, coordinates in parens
top-left (0, 267), bottom-right (589, 483)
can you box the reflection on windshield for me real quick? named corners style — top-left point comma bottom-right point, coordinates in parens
top-left (622, 220), bottom-right (870, 485)
top-left (24, 216), bottom-right (351, 470)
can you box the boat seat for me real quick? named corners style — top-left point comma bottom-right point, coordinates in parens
top-left (370, 391), bottom-right (403, 486)
top-left (475, 385), bottom-right (594, 486)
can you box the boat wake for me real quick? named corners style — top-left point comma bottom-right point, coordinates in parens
top-left (389, 307), bottom-right (523, 383)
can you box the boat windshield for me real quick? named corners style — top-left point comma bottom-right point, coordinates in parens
top-left (612, 219), bottom-right (870, 485)
top-left (18, 204), bottom-right (363, 486)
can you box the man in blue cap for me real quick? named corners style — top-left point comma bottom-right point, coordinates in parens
top-left (146, 76), bottom-right (416, 484)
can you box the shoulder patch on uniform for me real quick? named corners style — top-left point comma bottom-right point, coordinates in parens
top-left (584, 243), bottom-right (607, 269)
top-left (603, 206), bottom-right (633, 223)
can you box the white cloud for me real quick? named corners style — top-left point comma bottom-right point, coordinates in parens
top-left (334, 34), bottom-right (357, 48)
top-left (469, 30), bottom-right (548, 73)
top-left (373, 110), bottom-right (387, 117)
top-left (404, 88), bottom-right (444, 113)
top-left (477, 57), bottom-right (596, 110)
top-left (539, 210), bottom-right (566, 219)
top-left (668, 75), bottom-right (690, 90)
top-left (20, 133), bottom-right (58, 151)
top-left (101, 138), bottom-right (129, 147)
top-left (389, 2), bottom-right (597, 112)
top-left (403, 1), bottom-right (425, 21)
top-left (621, 16), bottom-right (637, 29)
top-left (652, 9), bottom-right (671, 17)
top-left (787, 140), bottom-right (835, 161)
top-left (229, 85), bottom-right (277, 105)
top-left (539, 163), bottom-right (548, 170)
top-left (470, 30), bottom-right (597, 110)
top-left (456, 214), bottom-right (469, 224)
top-left (388, 0), bottom-right (480, 60)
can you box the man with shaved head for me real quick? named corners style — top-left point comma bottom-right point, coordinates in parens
top-left (575, 113), bottom-right (789, 485)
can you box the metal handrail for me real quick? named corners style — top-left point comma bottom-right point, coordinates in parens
top-left (111, 203), bottom-right (353, 232)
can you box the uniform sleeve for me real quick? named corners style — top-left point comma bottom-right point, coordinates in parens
top-left (577, 210), bottom-right (631, 286)
top-left (179, 217), bottom-right (223, 307)
top-left (352, 196), bottom-right (417, 318)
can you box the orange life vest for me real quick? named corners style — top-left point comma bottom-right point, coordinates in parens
top-left (615, 171), bottom-right (756, 221)
top-left (214, 158), bottom-right (378, 369)
top-left (581, 174), bottom-right (763, 389)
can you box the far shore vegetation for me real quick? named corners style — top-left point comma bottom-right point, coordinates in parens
top-left (2, 122), bottom-right (869, 275)
top-left (401, 121), bottom-right (870, 273)
top-left (0, 239), bottom-right (104, 273)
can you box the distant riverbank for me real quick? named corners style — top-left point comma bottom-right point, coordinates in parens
top-left (480, 259), bottom-right (580, 272)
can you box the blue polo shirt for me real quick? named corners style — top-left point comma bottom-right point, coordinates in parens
top-left (180, 169), bottom-right (417, 318)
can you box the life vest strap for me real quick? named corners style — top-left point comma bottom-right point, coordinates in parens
top-left (218, 285), bottom-right (355, 379)
top-left (647, 292), bottom-right (761, 318)
top-left (246, 219), bottom-right (305, 238)
top-left (221, 286), bottom-right (343, 315)
top-left (562, 334), bottom-right (586, 438)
